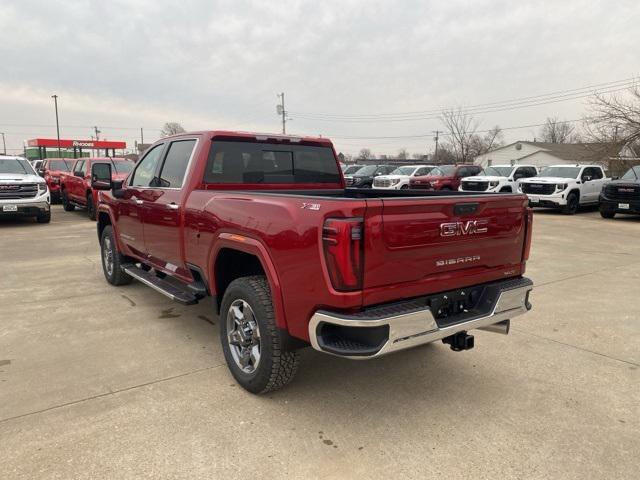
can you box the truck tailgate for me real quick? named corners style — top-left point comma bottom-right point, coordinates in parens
top-left (363, 195), bottom-right (529, 289)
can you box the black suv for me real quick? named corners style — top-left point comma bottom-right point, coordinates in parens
top-left (345, 164), bottom-right (395, 188)
top-left (599, 166), bottom-right (640, 218)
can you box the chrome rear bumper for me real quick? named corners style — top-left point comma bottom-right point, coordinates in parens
top-left (309, 277), bottom-right (533, 359)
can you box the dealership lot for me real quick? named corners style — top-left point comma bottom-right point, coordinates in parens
top-left (0, 206), bottom-right (639, 479)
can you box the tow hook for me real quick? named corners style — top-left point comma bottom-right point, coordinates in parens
top-left (442, 331), bottom-right (474, 351)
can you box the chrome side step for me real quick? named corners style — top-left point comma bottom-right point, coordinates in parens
top-left (122, 265), bottom-right (198, 305)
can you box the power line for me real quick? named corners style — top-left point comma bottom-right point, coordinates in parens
top-left (325, 118), bottom-right (585, 141)
top-left (291, 84), bottom-right (636, 123)
top-left (289, 76), bottom-right (638, 121)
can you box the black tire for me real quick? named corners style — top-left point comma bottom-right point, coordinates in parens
top-left (61, 190), bottom-right (75, 211)
top-left (499, 186), bottom-right (512, 193)
top-left (36, 209), bottom-right (51, 223)
top-left (100, 225), bottom-right (132, 286)
top-left (220, 276), bottom-right (300, 394)
top-left (361, 183), bottom-right (372, 189)
top-left (440, 186), bottom-right (452, 191)
top-left (562, 192), bottom-right (579, 215)
top-left (600, 208), bottom-right (616, 219)
top-left (87, 193), bottom-right (96, 221)
top-left (400, 184), bottom-right (409, 190)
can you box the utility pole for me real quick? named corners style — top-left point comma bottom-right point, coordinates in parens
top-left (277, 92), bottom-right (286, 134)
top-left (1, 132), bottom-right (5, 155)
top-left (94, 126), bottom-right (101, 140)
top-left (432, 130), bottom-right (440, 162)
top-left (51, 94), bottom-right (62, 157)
top-left (140, 127), bottom-right (144, 145)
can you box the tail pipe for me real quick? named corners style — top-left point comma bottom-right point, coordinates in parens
top-left (477, 319), bottom-right (510, 335)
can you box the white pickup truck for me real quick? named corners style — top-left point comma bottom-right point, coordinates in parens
top-left (0, 156), bottom-right (51, 223)
top-left (459, 164), bottom-right (538, 193)
top-left (519, 164), bottom-right (608, 215)
top-left (373, 164), bottom-right (435, 190)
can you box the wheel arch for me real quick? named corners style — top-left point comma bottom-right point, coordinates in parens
top-left (209, 234), bottom-right (287, 329)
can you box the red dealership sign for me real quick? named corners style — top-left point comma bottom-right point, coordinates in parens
top-left (27, 138), bottom-right (127, 149)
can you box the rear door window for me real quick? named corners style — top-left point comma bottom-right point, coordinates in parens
top-left (158, 140), bottom-right (196, 188)
top-left (204, 141), bottom-right (340, 184)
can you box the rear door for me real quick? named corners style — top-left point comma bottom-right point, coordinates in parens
top-left (142, 138), bottom-right (197, 276)
top-left (363, 195), bottom-right (528, 289)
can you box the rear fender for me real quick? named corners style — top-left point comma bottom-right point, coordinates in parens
top-left (208, 233), bottom-right (287, 330)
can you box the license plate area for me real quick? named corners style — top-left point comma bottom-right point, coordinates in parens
top-left (619, 203), bottom-right (630, 210)
top-left (3, 205), bottom-right (18, 212)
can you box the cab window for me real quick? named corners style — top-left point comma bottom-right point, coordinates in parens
top-left (158, 140), bottom-right (196, 188)
top-left (130, 144), bottom-right (164, 187)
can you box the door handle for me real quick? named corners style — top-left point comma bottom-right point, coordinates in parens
top-left (167, 203), bottom-right (179, 210)
top-left (135, 199), bottom-right (144, 205)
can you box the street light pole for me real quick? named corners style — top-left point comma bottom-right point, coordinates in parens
top-left (51, 95), bottom-right (62, 157)
top-left (1, 132), bottom-right (5, 155)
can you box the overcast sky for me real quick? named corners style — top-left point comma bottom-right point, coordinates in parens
top-left (1, 0), bottom-right (638, 156)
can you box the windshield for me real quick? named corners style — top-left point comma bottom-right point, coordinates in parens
top-left (480, 166), bottom-right (514, 177)
top-left (354, 165), bottom-right (377, 176)
top-left (621, 166), bottom-right (640, 180)
top-left (539, 166), bottom-right (581, 179)
top-left (49, 159), bottom-right (73, 171)
top-left (430, 166), bottom-right (455, 177)
top-left (112, 161), bottom-right (134, 174)
top-left (0, 158), bottom-right (31, 175)
top-left (343, 165), bottom-right (363, 175)
top-left (390, 166), bottom-right (417, 176)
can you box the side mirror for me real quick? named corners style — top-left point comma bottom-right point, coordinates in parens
top-left (91, 163), bottom-right (112, 190)
top-left (612, 176), bottom-right (619, 180)
top-left (582, 176), bottom-right (592, 182)
top-left (37, 169), bottom-right (45, 177)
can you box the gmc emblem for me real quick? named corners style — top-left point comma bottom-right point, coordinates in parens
top-left (618, 188), bottom-right (635, 193)
top-left (0, 185), bottom-right (19, 190)
top-left (440, 219), bottom-right (489, 237)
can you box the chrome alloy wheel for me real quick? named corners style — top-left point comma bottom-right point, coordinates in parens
top-left (226, 299), bottom-right (261, 373)
top-left (102, 236), bottom-right (114, 277)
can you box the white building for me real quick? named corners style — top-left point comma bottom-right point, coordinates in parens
top-left (474, 141), bottom-right (635, 169)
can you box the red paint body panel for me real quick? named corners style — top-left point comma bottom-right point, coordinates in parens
top-left (60, 157), bottom-right (133, 208)
top-left (97, 131), bottom-right (532, 344)
top-left (409, 164), bottom-right (481, 191)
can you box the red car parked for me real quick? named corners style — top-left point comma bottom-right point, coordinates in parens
top-left (91, 131), bottom-right (533, 393)
top-left (60, 157), bottom-right (134, 220)
top-left (410, 164), bottom-right (482, 191)
top-left (38, 158), bottom-right (75, 203)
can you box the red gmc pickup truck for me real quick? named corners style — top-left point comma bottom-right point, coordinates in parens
top-left (91, 131), bottom-right (534, 394)
top-left (60, 157), bottom-right (134, 220)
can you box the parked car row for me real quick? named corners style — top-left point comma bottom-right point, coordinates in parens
top-left (342, 161), bottom-right (640, 219)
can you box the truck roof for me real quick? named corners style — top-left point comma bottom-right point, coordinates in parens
top-left (164, 130), bottom-right (334, 146)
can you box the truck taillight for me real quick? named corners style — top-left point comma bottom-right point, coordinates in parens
top-left (322, 218), bottom-right (364, 291)
top-left (523, 207), bottom-right (533, 261)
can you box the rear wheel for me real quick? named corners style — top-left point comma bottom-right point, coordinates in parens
top-left (87, 193), bottom-right (96, 221)
top-left (61, 190), bottom-right (75, 211)
top-left (562, 193), bottom-right (579, 215)
top-left (100, 225), bottom-right (132, 286)
top-left (220, 276), bottom-right (300, 394)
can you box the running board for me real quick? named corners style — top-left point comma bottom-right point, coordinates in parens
top-left (122, 265), bottom-right (198, 305)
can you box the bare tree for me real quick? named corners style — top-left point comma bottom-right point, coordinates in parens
top-left (539, 117), bottom-right (577, 143)
top-left (160, 122), bottom-right (186, 137)
top-left (468, 126), bottom-right (505, 158)
top-left (357, 148), bottom-right (373, 160)
top-left (397, 148), bottom-right (409, 160)
top-left (585, 85), bottom-right (640, 145)
top-left (440, 108), bottom-right (479, 163)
